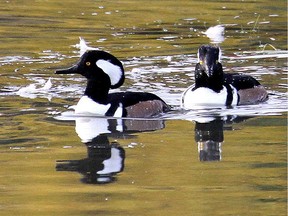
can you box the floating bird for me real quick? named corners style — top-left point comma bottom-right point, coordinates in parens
top-left (181, 45), bottom-right (268, 108)
top-left (56, 50), bottom-right (170, 117)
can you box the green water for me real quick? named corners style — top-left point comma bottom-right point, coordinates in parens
top-left (0, 0), bottom-right (287, 215)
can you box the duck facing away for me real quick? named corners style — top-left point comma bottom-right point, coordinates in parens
top-left (181, 45), bottom-right (268, 108)
top-left (56, 50), bottom-right (170, 118)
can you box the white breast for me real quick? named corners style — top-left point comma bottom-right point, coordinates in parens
top-left (74, 96), bottom-right (110, 115)
top-left (181, 85), bottom-right (238, 109)
top-left (74, 96), bottom-right (124, 117)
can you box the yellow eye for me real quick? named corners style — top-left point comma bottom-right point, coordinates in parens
top-left (86, 62), bottom-right (91, 66)
top-left (199, 60), bottom-right (203, 65)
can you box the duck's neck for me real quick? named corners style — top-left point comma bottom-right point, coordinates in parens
top-left (194, 63), bottom-right (224, 93)
top-left (207, 75), bottom-right (224, 92)
top-left (84, 79), bottom-right (110, 104)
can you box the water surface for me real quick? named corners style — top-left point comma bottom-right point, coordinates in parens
top-left (0, 0), bottom-right (287, 215)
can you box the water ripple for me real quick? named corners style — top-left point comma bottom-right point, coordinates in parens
top-left (0, 44), bottom-right (286, 119)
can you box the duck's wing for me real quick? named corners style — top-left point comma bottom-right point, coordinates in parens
top-left (108, 92), bottom-right (171, 118)
top-left (224, 73), bottom-right (268, 105)
top-left (223, 73), bottom-right (261, 90)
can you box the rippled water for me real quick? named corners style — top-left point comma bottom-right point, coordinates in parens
top-left (0, 0), bottom-right (287, 215)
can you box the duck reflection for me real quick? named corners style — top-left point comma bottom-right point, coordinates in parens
top-left (194, 116), bottom-right (249, 162)
top-left (56, 116), bottom-right (165, 184)
top-left (56, 133), bottom-right (125, 184)
top-left (195, 118), bottom-right (224, 161)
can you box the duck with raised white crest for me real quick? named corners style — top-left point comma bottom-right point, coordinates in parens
top-left (181, 45), bottom-right (268, 109)
top-left (56, 50), bottom-right (171, 117)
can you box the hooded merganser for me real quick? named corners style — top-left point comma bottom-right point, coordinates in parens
top-left (181, 45), bottom-right (268, 108)
top-left (56, 50), bottom-right (170, 117)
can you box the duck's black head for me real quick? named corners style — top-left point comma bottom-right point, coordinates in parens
top-left (55, 50), bottom-right (125, 89)
top-left (194, 45), bottom-right (224, 92)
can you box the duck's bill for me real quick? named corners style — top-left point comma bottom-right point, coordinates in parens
top-left (55, 65), bottom-right (78, 74)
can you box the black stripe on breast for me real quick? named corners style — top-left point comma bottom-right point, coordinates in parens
top-left (105, 103), bottom-right (122, 117)
top-left (225, 84), bottom-right (233, 106)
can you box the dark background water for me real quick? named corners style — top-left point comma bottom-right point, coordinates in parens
top-left (0, 0), bottom-right (287, 215)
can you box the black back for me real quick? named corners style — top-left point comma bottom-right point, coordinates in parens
top-left (107, 92), bottom-right (166, 107)
top-left (224, 73), bottom-right (261, 90)
top-left (104, 92), bottom-right (170, 117)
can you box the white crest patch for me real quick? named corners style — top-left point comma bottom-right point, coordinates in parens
top-left (96, 59), bottom-right (123, 86)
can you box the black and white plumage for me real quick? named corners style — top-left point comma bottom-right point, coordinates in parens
top-left (181, 45), bottom-right (268, 108)
top-left (56, 50), bottom-right (170, 117)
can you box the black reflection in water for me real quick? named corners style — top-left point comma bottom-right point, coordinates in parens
top-left (56, 134), bottom-right (125, 184)
top-left (195, 119), bottom-right (223, 161)
top-left (194, 116), bottom-right (249, 162)
top-left (56, 117), bottom-right (165, 184)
